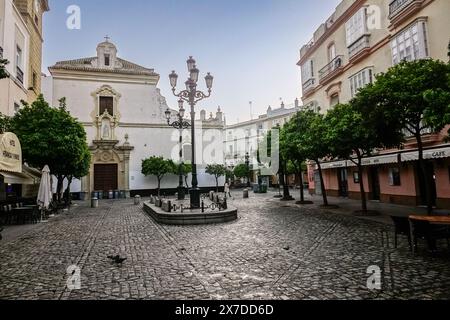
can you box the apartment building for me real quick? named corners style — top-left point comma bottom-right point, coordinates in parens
top-left (298, 0), bottom-right (450, 208)
top-left (224, 100), bottom-right (301, 184)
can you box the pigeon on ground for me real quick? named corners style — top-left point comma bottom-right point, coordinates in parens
top-left (107, 255), bottom-right (127, 264)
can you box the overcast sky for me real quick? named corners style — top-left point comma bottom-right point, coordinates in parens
top-left (43, 0), bottom-right (340, 124)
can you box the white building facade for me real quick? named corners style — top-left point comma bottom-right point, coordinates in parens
top-left (42, 40), bottom-right (225, 197)
top-left (224, 100), bottom-right (301, 183)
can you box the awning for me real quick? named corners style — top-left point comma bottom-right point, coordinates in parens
top-left (402, 146), bottom-right (450, 162)
top-left (317, 145), bottom-right (450, 170)
top-left (1, 171), bottom-right (35, 185)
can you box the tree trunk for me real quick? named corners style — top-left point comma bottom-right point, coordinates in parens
top-left (416, 133), bottom-right (433, 215)
top-left (298, 170), bottom-right (305, 202)
top-left (356, 155), bottom-right (367, 213)
top-left (56, 175), bottom-right (65, 204)
top-left (157, 178), bottom-right (161, 197)
top-left (282, 161), bottom-right (292, 199)
top-left (64, 176), bottom-right (73, 207)
top-left (316, 161), bottom-right (328, 206)
top-left (216, 177), bottom-right (219, 193)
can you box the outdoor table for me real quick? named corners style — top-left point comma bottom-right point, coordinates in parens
top-left (11, 207), bottom-right (34, 225)
top-left (409, 215), bottom-right (450, 253)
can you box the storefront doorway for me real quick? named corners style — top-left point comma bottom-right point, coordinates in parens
top-left (369, 167), bottom-right (381, 201)
top-left (416, 162), bottom-right (437, 206)
top-left (337, 168), bottom-right (348, 197)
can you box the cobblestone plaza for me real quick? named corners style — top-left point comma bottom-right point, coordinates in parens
top-left (1, 191), bottom-right (450, 300)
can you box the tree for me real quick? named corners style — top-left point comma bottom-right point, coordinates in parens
top-left (366, 59), bottom-right (450, 214)
top-left (282, 111), bottom-right (315, 204)
top-left (325, 103), bottom-right (403, 213)
top-left (179, 162), bottom-right (192, 188)
top-left (233, 163), bottom-right (249, 181)
top-left (9, 95), bottom-right (91, 203)
top-left (205, 164), bottom-right (227, 192)
top-left (278, 125), bottom-right (294, 201)
top-left (0, 58), bottom-right (8, 79)
top-left (141, 156), bottom-right (175, 196)
top-left (299, 110), bottom-right (332, 207)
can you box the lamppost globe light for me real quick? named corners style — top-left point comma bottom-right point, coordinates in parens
top-left (190, 65), bottom-right (200, 83)
top-left (205, 72), bottom-right (213, 90)
top-left (187, 56), bottom-right (196, 72)
top-left (179, 107), bottom-right (185, 119)
top-left (185, 79), bottom-right (191, 91)
top-left (165, 108), bottom-right (171, 120)
top-left (178, 99), bottom-right (184, 110)
top-left (169, 71), bottom-right (178, 88)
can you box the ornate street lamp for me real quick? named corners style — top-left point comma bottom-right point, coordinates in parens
top-left (169, 57), bottom-right (213, 209)
top-left (165, 101), bottom-right (191, 200)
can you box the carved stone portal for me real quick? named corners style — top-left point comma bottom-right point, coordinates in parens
top-left (81, 138), bottom-right (134, 199)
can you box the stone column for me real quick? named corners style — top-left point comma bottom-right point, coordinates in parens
top-left (124, 152), bottom-right (131, 198)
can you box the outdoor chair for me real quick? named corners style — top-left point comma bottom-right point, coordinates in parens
top-left (390, 216), bottom-right (412, 251)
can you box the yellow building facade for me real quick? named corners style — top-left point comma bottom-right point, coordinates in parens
top-left (12, 0), bottom-right (48, 103)
top-left (298, 0), bottom-right (450, 208)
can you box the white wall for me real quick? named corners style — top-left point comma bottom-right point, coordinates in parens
top-left (43, 75), bottom-right (225, 192)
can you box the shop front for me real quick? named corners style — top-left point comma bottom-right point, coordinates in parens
top-left (308, 145), bottom-right (450, 209)
top-left (0, 132), bottom-right (40, 202)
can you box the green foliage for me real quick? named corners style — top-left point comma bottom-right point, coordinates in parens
top-left (206, 164), bottom-right (227, 191)
top-left (0, 58), bottom-right (8, 79)
top-left (142, 156), bottom-right (175, 180)
top-left (368, 59), bottom-right (450, 137)
top-left (233, 163), bottom-right (249, 179)
top-left (142, 156), bottom-right (175, 195)
top-left (0, 113), bottom-right (12, 133)
top-left (9, 95), bottom-right (91, 199)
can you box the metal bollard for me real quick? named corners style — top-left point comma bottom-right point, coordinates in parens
top-left (134, 195), bottom-right (141, 205)
top-left (91, 197), bottom-right (99, 208)
top-left (243, 189), bottom-right (249, 199)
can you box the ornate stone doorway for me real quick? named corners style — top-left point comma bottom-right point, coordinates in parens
top-left (81, 139), bottom-right (134, 199)
top-left (94, 164), bottom-right (118, 191)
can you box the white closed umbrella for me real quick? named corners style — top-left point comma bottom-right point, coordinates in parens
top-left (37, 165), bottom-right (52, 222)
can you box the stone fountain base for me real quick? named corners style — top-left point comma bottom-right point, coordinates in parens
top-left (143, 201), bottom-right (238, 225)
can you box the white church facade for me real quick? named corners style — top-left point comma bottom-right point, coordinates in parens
top-left (42, 40), bottom-right (225, 198)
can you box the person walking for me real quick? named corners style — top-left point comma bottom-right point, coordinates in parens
top-left (224, 181), bottom-right (232, 199)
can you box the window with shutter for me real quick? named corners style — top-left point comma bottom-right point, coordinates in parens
top-left (99, 96), bottom-right (114, 116)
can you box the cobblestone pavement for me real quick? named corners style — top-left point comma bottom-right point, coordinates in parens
top-left (1, 192), bottom-right (450, 300)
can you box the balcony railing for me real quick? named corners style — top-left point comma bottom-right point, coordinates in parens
top-left (16, 66), bottom-right (24, 84)
top-left (319, 55), bottom-right (343, 81)
top-left (389, 0), bottom-right (420, 18)
top-left (348, 35), bottom-right (370, 58)
top-left (302, 78), bottom-right (316, 93)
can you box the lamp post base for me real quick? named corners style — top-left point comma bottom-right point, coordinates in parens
top-left (177, 186), bottom-right (186, 200)
top-left (189, 188), bottom-right (201, 209)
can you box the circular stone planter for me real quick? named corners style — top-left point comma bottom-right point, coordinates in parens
top-left (143, 201), bottom-right (238, 225)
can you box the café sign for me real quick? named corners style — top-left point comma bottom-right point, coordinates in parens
top-left (0, 132), bottom-right (22, 173)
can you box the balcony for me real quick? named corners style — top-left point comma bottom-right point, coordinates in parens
top-left (348, 35), bottom-right (370, 60)
top-left (16, 67), bottom-right (24, 84)
top-left (302, 78), bottom-right (316, 94)
top-left (319, 55), bottom-right (344, 84)
top-left (389, 0), bottom-right (423, 19)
